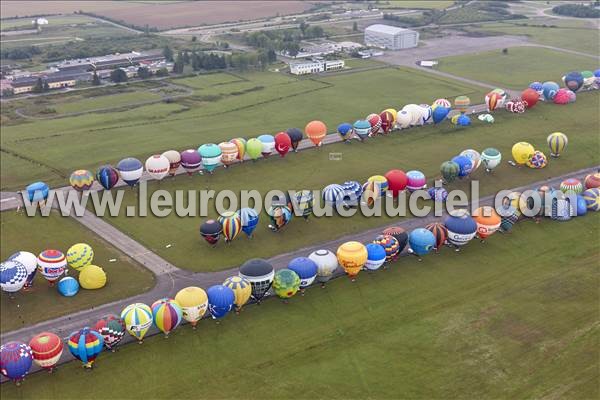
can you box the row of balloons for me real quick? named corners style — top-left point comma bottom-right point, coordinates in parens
top-left (3, 173), bottom-right (600, 383)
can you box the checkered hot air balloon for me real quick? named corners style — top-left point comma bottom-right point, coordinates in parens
top-left (372, 234), bottom-right (400, 262)
top-left (0, 260), bottom-right (28, 293)
top-left (0, 341), bottom-right (33, 384)
top-left (218, 211), bottom-right (242, 243)
top-left (94, 315), bottom-right (126, 351)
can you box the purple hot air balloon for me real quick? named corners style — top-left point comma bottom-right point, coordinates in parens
top-left (180, 149), bottom-right (202, 175)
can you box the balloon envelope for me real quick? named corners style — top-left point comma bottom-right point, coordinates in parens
top-left (69, 170), bottom-right (94, 191)
top-left (180, 149), bottom-right (202, 174)
top-left (68, 327), bottom-right (103, 367)
top-left (207, 285), bottom-right (235, 319)
top-left (145, 155), bottom-right (170, 180)
top-left (520, 88), bottom-right (539, 108)
top-left (305, 120), bottom-right (327, 146)
top-left (239, 258), bottom-right (274, 301)
top-left (116, 157), bottom-right (143, 186)
top-left (274, 132), bottom-right (291, 157)
top-left (432, 106), bottom-right (449, 124)
top-left (246, 138), bottom-right (263, 160)
top-left (0, 342), bottom-right (33, 381)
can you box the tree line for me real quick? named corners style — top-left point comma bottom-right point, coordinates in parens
top-left (243, 22), bottom-right (325, 56)
top-left (552, 4), bottom-right (600, 18)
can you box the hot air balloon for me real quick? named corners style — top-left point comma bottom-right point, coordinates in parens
top-left (144, 154), bottom-right (169, 180)
top-left (257, 134), bottom-right (275, 158)
top-left (78, 265), bottom-right (107, 290)
top-left (230, 138), bottom-right (246, 162)
top-left (581, 70), bottom-right (595, 88)
top-left (336, 241), bottom-right (367, 281)
top-left (401, 104), bottom-right (422, 126)
top-left (485, 91), bottom-right (503, 112)
top-left (337, 122), bottom-right (353, 141)
top-left (584, 173), bottom-right (600, 189)
top-left (432, 106), bottom-right (449, 124)
top-left (576, 195), bottom-right (588, 216)
top-left (0, 261), bottom-right (27, 293)
top-left (268, 205), bottom-right (292, 231)
top-left (567, 90), bottom-right (576, 103)
top-left (152, 298), bottom-right (183, 337)
top-left (246, 138), bottom-right (263, 161)
top-left (323, 183), bottom-right (345, 208)
top-left (94, 315), bottom-right (126, 351)
top-left (308, 249), bottom-right (338, 286)
top-left (440, 161), bottom-right (460, 183)
top-left (174, 287), bottom-right (208, 328)
top-left (218, 211), bottom-right (242, 243)
top-left (274, 132), bottom-right (291, 157)
top-left (222, 276), bottom-right (251, 312)
top-left (560, 178), bottom-right (583, 195)
top-left (372, 234), bottom-right (400, 262)
top-left (367, 175), bottom-right (388, 197)
top-left (383, 108), bottom-right (397, 123)
top-left (0, 342), bottom-right (33, 384)
top-left (68, 327), bottom-right (103, 368)
top-left (121, 303), bottom-right (153, 343)
top-left (396, 110), bottom-right (411, 129)
top-left (473, 206), bottom-right (501, 240)
top-left (444, 210), bottom-right (477, 249)
top-left (406, 170), bottom-right (426, 191)
top-left (37, 250), bottom-right (66, 286)
top-left (288, 257), bottom-right (318, 292)
top-left (454, 95), bottom-right (470, 113)
top-left (207, 285), bottom-right (235, 319)
top-left (25, 181), bottom-right (49, 207)
top-left (385, 169), bottom-right (408, 196)
top-left (382, 226), bottom-right (408, 253)
top-left (478, 113), bottom-right (495, 123)
top-left (366, 113), bottom-right (382, 135)
top-left (116, 158), bottom-right (143, 187)
top-left (433, 98), bottom-right (451, 109)
top-left (526, 150), bottom-right (547, 169)
top-left (66, 243), bottom-right (94, 271)
top-left (582, 188), bottom-right (600, 211)
top-left (198, 144), bottom-right (222, 173)
top-left (480, 148), bottom-right (502, 172)
top-left (408, 228), bottom-right (436, 260)
top-left (341, 180), bottom-right (362, 208)
top-left (505, 98), bottom-right (527, 113)
top-left (353, 119), bottom-right (371, 142)
top-left (305, 120), bottom-right (327, 147)
top-left (551, 198), bottom-right (574, 221)
top-left (218, 141), bottom-right (239, 167)
top-left (547, 132), bottom-right (568, 157)
top-left (273, 269), bottom-right (301, 300)
top-left (529, 82), bottom-right (543, 98)
top-left (542, 81), bottom-right (559, 101)
top-left (511, 142), bottom-right (535, 165)
top-left (456, 114), bottom-right (471, 126)
top-left (200, 219), bottom-right (222, 246)
top-left (57, 276), bottom-right (79, 296)
top-left (286, 128), bottom-right (303, 152)
top-left (379, 110), bottom-right (395, 133)
top-left (427, 186), bottom-right (447, 202)
top-left (365, 243), bottom-right (386, 271)
top-left (520, 88), bottom-right (539, 108)
top-left (180, 149), bottom-right (202, 175)
top-left (239, 207), bottom-right (259, 238)
top-left (161, 150), bottom-right (181, 176)
top-left (460, 149), bottom-right (481, 172)
top-left (239, 258), bottom-right (274, 303)
top-left (553, 88), bottom-right (570, 105)
top-left (69, 170), bottom-right (94, 191)
top-left (294, 190), bottom-right (313, 220)
top-left (29, 332), bottom-right (63, 372)
top-left (563, 71), bottom-right (583, 92)
top-left (7, 251), bottom-right (37, 289)
top-left (425, 222), bottom-right (447, 252)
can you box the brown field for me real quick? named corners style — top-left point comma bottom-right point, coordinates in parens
top-left (0, 1), bottom-right (313, 29)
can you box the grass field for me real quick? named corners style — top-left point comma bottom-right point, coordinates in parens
top-left (0, 210), bottom-right (155, 332)
top-left (437, 47), bottom-right (598, 89)
top-left (96, 93), bottom-right (600, 272)
top-left (2, 213), bottom-right (598, 399)
top-left (0, 67), bottom-right (488, 190)
top-left (377, 0), bottom-right (453, 9)
top-left (0, 15), bottom-right (94, 31)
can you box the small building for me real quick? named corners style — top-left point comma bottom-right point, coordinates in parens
top-left (289, 59), bottom-right (345, 75)
top-left (418, 60), bottom-right (438, 68)
top-left (364, 24), bottom-right (419, 50)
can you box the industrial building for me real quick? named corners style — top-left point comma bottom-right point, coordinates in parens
top-left (289, 59), bottom-right (345, 75)
top-left (364, 24), bottom-right (419, 50)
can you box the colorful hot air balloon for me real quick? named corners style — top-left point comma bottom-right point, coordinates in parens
top-left (451, 156), bottom-right (473, 178)
top-left (286, 128), bottom-right (303, 152)
top-left (245, 138), bottom-right (263, 161)
top-left (456, 114), bottom-right (471, 126)
top-left (372, 234), bottom-right (400, 262)
top-left (121, 303), bottom-right (153, 343)
top-left (8, 251), bottom-right (37, 289)
top-left (294, 190), bottom-right (313, 220)
top-left (198, 144), bottom-right (222, 173)
top-left (460, 149), bottom-right (481, 172)
top-left (274, 132), bottom-right (291, 157)
top-left (29, 332), bottom-right (63, 371)
top-left (230, 138), bottom-right (247, 162)
top-left (305, 120), bottom-right (327, 147)
top-left (511, 142), bottom-right (535, 165)
top-left (239, 207), bottom-right (259, 238)
top-left (69, 170), bottom-right (94, 191)
top-left (584, 173), bottom-right (600, 189)
top-left (200, 219), bottom-right (222, 246)
top-left (473, 206), bottom-right (501, 240)
top-left (529, 82), bottom-right (543, 98)
top-left (222, 276), bottom-right (251, 312)
top-left (218, 142), bottom-right (239, 167)
top-left (336, 241), bottom-right (367, 281)
top-left (57, 276), bottom-right (79, 296)
top-left (353, 119), bottom-right (371, 142)
top-left (563, 71), bottom-right (584, 92)
top-left (207, 285), bottom-right (235, 319)
top-left (542, 81), bottom-right (559, 101)
top-left (337, 122), bottom-right (353, 141)
top-left (145, 154), bottom-right (170, 180)
top-left (273, 269), bottom-right (300, 299)
top-left (406, 170), bottom-right (426, 191)
top-left (526, 150), bottom-right (547, 169)
top-left (94, 315), bottom-right (126, 351)
top-left (367, 175), bottom-right (388, 196)
top-left (485, 91), bottom-right (503, 112)
top-left (25, 181), bottom-right (49, 206)
top-left (323, 184), bottom-right (345, 208)
top-left (560, 178), bottom-right (583, 195)
top-left (425, 222), bottom-right (447, 251)
top-left (0, 260), bottom-right (27, 293)
top-left (116, 158), bottom-right (143, 187)
top-left (582, 188), bottom-right (600, 211)
top-left (342, 180), bottom-right (362, 207)
top-left (444, 210), bottom-right (477, 248)
top-left (366, 113), bottom-right (382, 135)
top-left (581, 70), bottom-right (595, 88)
top-left (440, 161), bottom-right (460, 183)
top-left (37, 249), bottom-right (66, 286)
top-left (0, 342), bottom-right (33, 384)
top-left (68, 327), bottom-right (103, 368)
top-left (288, 257), bottom-right (318, 291)
top-left (180, 149), bottom-right (202, 175)
top-left (408, 228), bottom-right (436, 259)
top-left (480, 148), bottom-right (502, 172)
top-left (218, 211), bottom-right (242, 243)
top-left (454, 95), bottom-right (470, 113)
top-left (257, 134), bottom-right (275, 158)
top-left (66, 243), bottom-right (94, 271)
top-left (382, 226), bottom-right (408, 253)
top-left (239, 258), bottom-right (274, 302)
top-left (162, 150), bottom-right (181, 176)
top-left (547, 132), bottom-right (568, 157)
top-left (152, 298), bottom-right (183, 337)
top-left (379, 110), bottom-right (395, 133)
top-left (174, 287), bottom-right (208, 328)
top-left (385, 169), bottom-right (408, 197)
top-left (520, 88), bottom-right (539, 108)
top-left (365, 243), bottom-right (386, 271)
top-left (432, 98), bottom-right (451, 109)
top-left (576, 195), bottom-right (588, 216)
top-left (308, 249), bottom-right (338, 285)
top-left (268, 205), bottom-right (292, 231)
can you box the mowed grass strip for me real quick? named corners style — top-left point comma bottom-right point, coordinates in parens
top-left (99, 93), bottom-right (600, 271)
top-left (2, 214), bottom-right (598, 399)
top-left (437, 47), bottom-right (598, 90)
top-left (0, 210), bottom-right (155, 332)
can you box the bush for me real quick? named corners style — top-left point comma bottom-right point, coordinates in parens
top-left (552, 4), bottom-right (600, 18)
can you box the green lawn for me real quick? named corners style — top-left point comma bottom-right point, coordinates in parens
top-left (0, 210), bottom-right (155, 332)
top-left (97, 93), bottom-right (600, 272)
top-left (1, 66), bottom-right (487, 190)
top-left (437, 47), bottom-right (598, 89)
top-left (0, 15), bottom-right (96, 31)
top-left (52, 91), bottom-right (164, 115)
top-left (2, 213), bottom-right (598, 399)
top-left (378, 0), bottom-right (453, 9)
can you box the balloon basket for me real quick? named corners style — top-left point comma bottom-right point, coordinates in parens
top-left (300, 289), bottom-right (305, 296)
top-left (454, 247), bottom-right (461, 252)
top-left (320, 283), bottom-right (326, 289)
top-left (138, 340), bottom-right (143, 345)
top-left (111, 348), bottom-right (116, 353)
top-left (164, 334), bottom-right (169, 338)
top-left (192, 325), bottom-right (197, 330)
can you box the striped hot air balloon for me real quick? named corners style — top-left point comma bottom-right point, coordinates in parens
top-left (121, 303), bottom-right (153, 343)
top-left (29, 332), bottom-right (63, 371)
top-left (230, 138), bottom-right (247, 162)
top-left (69, 170), bottom-right (94, 191)
top-left (425, 223), bottom-right (448, 252)
top-left (223, 276), bottom-right (252, 312)
top-left (152, 298), bottom-right (183, 337)
top-left (67, 327), bottom-right (103, 369)
top-left (547, 132), bottom-right (568, 158)
top-left (218, 211), bottom-right (242, 243)
top-left (560, 178), bottom-right (583, 195)
top-left (219, 141), bottom-right (239, 167)
top-left (372, 234), bottom-right (400, 263)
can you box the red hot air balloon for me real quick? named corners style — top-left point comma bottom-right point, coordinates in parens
top-left (521, 88), bottom-right (539, 108)
top-left (379, 110), bottom-right (394, 134)
top-left (384, 169), bottom-right (408, 197)
top-left (274, 132), bottom-right (291, 157)
top-left (29, 332), bottom-right (64, 372)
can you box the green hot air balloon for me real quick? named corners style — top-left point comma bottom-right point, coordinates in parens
top-left (246, 138), bottom-right (263, 161)
top-left (440, 161), bottom-right (460, 183)
top-left (272, 269), bottom-right (300, 300)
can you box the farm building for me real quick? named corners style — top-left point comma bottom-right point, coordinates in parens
top-left (54, 50), bottom-right (165, 72)
top-left (289, 59), bottom-right (345, 75)
top-left (364, 24), bottom-right (419, 50)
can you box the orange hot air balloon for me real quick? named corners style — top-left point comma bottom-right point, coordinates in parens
top-left (305, 120), bottom-right (327, 147)
top-left (473, 206), bottom-right (501, 239)
top-left (336, 241), bottom-right (367, 281)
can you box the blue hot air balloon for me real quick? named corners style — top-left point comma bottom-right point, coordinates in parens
top-left (0, 341), bottom-right (33, 383)
top-left (323, 184), bottom-right (345, 208)
top-left (432, 106), bottom-right (450, 124)
top-left (353, 120), bottom-right (371, 142)
top-left (116, 158), bottom-right (143, 187)
top-left (342, 180), bottom-right (363, 207)
top-left (207, 285), bottom-right (235, 319)
top-left (287, 257), bottom-right (318, 289)
top-left (576, 195), bottom-right (588, 216)
top-left (96, 165), bottom-right (119, 190)
top-left (25, 181), bottom-right (49, 205)
top-left (408, 228), bottom-right (436, 258)
top-left (563, 71), bottom-right (584, 92)
top-left (456, 114), bottom-right (471, 126)
top-left (444, 210), bottom-right (477, 248)
top-left (451, 155), bottom-right (473, 178)
top-left (198, 144), bottom-right (222, 173)
top-left (365, 243), bottom-right (386, 271)
top-left (239, 207), bottom-right (259, 238)
top-left (57, 276), bottom-right (80, 297)
top-left (542, 81), bottom-right (559, 101)
top-left (337, 122), bottom-right (353, 141)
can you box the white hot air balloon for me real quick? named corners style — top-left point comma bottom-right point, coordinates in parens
top-left (145, 155), bottom-right (170, 180)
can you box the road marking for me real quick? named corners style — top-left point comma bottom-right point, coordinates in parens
top-left (0, 197), bottom-right (16, 203)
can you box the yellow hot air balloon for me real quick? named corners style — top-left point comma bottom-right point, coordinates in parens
top-left (66, 243), bottom-right (94, 271)
top-left (174, 286), bottom-right (208, 328)
top-left (222, 276), bottom-right (252, 312)
top-left (78, 265), bottom-right (106, 289)
top-left (383, 108), bottom-right (397, 124)
top-left (121, 303), bottom-right (153, 343)
top-left (511, 142), bottom-right (535, 165)
top-left (547, 132), bottom-right (568, 158)
top-left (336, 241), bottom-right (367, 281)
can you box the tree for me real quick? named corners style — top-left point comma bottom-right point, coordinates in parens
top-left (172, 52), bottom-right (185, 73)
top-left (110, 68), bottom-right (128, 83)
top-left (43, 81), bottom-right (50, 91)
top-left (33, 77), bottom-right (44, 93)
top-left (352, 21), bottom-right (358, 31)
top-left (191, 35), bottom-right (197, 42)
top-left (163, 45), bottom-right (174, 61)
top-left (155, 68), bottom-right (169, 77)
top-left (267, 48), bottom-right (277, 63)
top-left (137, 66), bottom-right (152, 79)
top-left (299, 21), bottom-right (308, 36)
top-left (183, 51), bottom-right (190, 65)
top-left (92, 71), bottom-right (101, 85)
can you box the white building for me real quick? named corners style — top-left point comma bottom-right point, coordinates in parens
top-left (289, 60), bottom-right (345, 75)
top-left (364, 24), bottom-right (419, 50)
